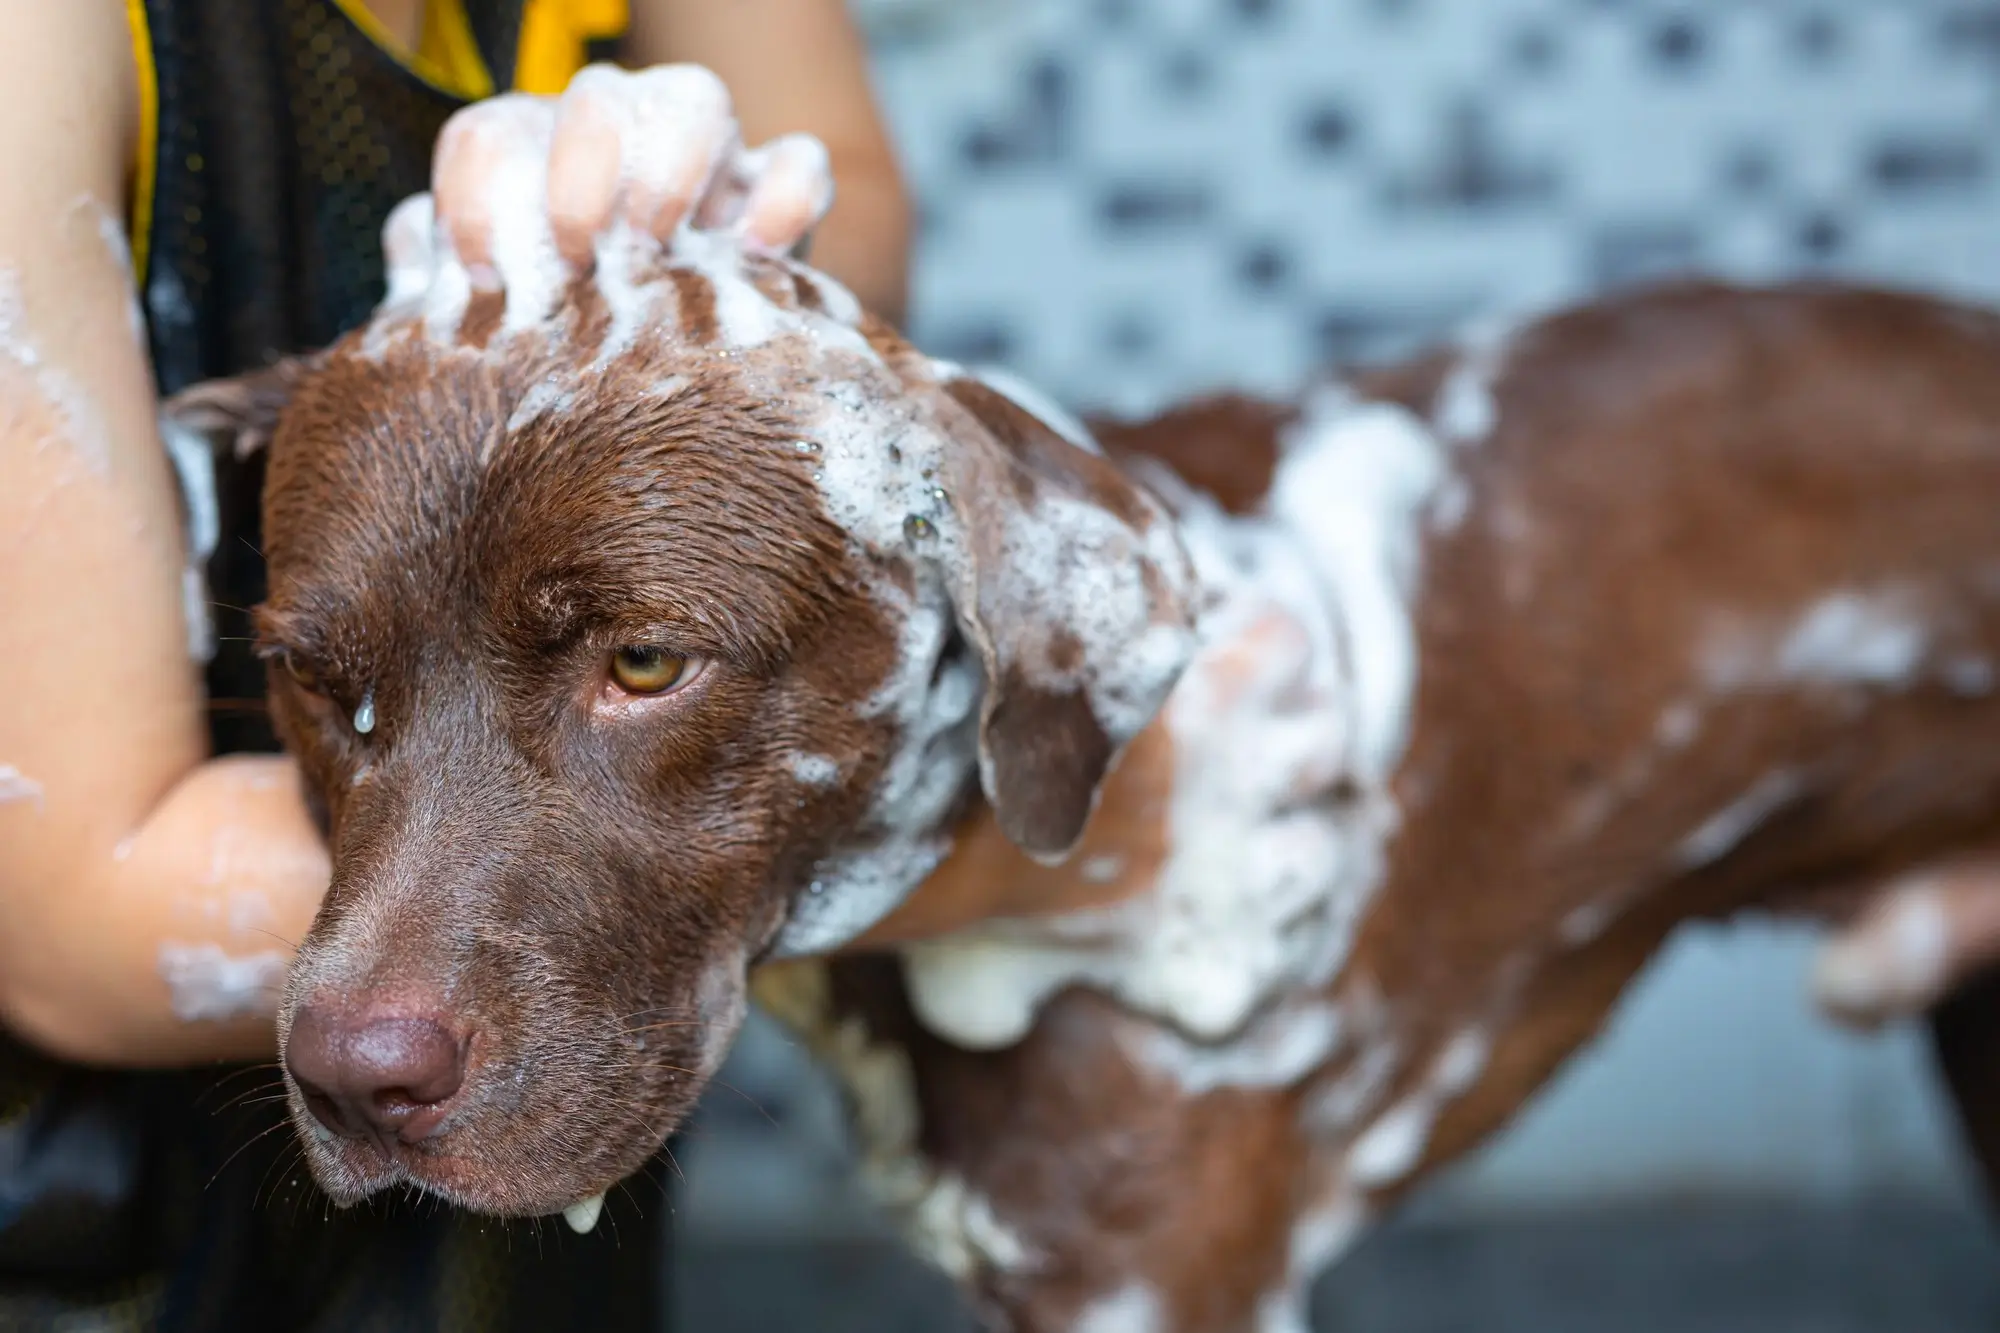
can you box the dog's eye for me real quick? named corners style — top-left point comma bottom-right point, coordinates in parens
top-left (610, 646), bottom-right (697, 695)
top-left (279, 652), bottom-right (322, 694)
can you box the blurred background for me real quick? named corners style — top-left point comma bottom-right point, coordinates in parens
top-left (675, 2), bottom-right (2000, 1328)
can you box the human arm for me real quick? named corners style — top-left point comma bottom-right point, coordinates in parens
top-left (0, 0), bottom-right (329, 1067)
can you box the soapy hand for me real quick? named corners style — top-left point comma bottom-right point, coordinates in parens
top-left (1813, 852), bottom-right (2000, 1027)
top-left (407, 63), bottom-right (832, 297)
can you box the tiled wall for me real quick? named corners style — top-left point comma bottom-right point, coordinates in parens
top-left (682, 0), bottom-right (2000, 1230)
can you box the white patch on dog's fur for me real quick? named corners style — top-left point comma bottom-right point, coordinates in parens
top-left (157, 942), bottom-right (288, 1022)
top-left (900, 388), bottom-right (1454, 1049)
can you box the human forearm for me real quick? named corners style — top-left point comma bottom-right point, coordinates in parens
top-left (3, 755), bottom-right (327, 1067)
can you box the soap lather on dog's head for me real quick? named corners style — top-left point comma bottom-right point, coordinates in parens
top-left (164, 201), bottom-right (1196, 1220)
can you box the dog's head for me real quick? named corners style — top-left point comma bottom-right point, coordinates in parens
top-left (168, 212), bottom-right (1195, 1218)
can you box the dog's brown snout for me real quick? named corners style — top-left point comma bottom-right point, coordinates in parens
top-left (287, 1005), bottom-right (470, 1147)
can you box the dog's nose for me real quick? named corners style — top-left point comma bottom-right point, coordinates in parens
top-left (286, 1004), bottom-right (468, 1146)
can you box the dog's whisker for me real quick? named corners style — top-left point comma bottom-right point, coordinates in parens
top-left (204, 1118), bottom-right (295, 1192)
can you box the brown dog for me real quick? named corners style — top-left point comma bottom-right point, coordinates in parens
top-left (170, 76), bottom-right (2000, 1333)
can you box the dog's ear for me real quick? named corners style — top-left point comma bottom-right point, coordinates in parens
top-left (931, 370), bottom-right (1199, 863)
top-left (160, 355), bottom-right (322, 461)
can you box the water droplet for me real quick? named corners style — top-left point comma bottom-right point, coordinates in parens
top-left (353, 689), bottom-right (376, 735)
top-left (928, 486), bottom-right (948, 505)
top-left (904, 514), bottom-right (935, 542)
top-left (793, 439), bottom-right (820, 454)
top-left (808, 879), bottom-right (826, 895)
top-left (811, 470), bottom-right (824, 483)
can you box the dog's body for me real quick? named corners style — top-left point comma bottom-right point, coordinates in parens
top-left (759, 284), bottom-right (2000, 1331)
top-left (170, 75), bottom-right (2000, 1333)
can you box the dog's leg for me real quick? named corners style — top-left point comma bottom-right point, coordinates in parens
top-left (1930, 965), bottom-right (2000, 1215)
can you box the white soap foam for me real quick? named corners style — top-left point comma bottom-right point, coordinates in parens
top-left (899, 387), bottom-right (1454, 1050)
top-left (1072, 1283), bottom-right (1165, 1333)
top-left (157, 942), bottom-right (288, 1022)
top-left (77, 195), bottom-right (145, 345)
top-left (908, 1173), bottom-right (1036, 1280)
top-left (0, 268), bottom-right (111, 476)
top-left (380, 192), bottom-right (440, 310)
top-left (1433, 311), bottom-right (1516, 447)
top-left (789, 753), bottom-right (840, 787)
top-left (1079, 853), bottom-right (1124, 884)
top-left (771, 342), bottom-right (1193, 951)
top-left (1307, 1034), bottom-right (1402, 1134)
top-left (1674, 768), bottom-right (1804, 870)
top-left (1703, 588), bottom-right (1931, 693)
top-left (1559, 898), bottom-right (1615, 946)
top-left (0, 765), bottom-right (45, 810)
top-left (146, 264), bottom-right (195, 335)
top-left (1557, 697), bottom-right (1706, 844)
top-left (967, 362), bottom-right (1101, 455)
top-left (1256, 1185), bottom-right (1368, 1333)
top-left (159, 413), bottom-right (221, 662)
top-left (1127, 998), bottom-right (1344, 1095)
top-left (1345, 1028), bottom-right (1489, 1189)
top-left (1943, 655), bottom-right (1997, 697)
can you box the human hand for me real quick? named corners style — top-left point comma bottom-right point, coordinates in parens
top-left (410, 62), bottom-right (834, 303)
